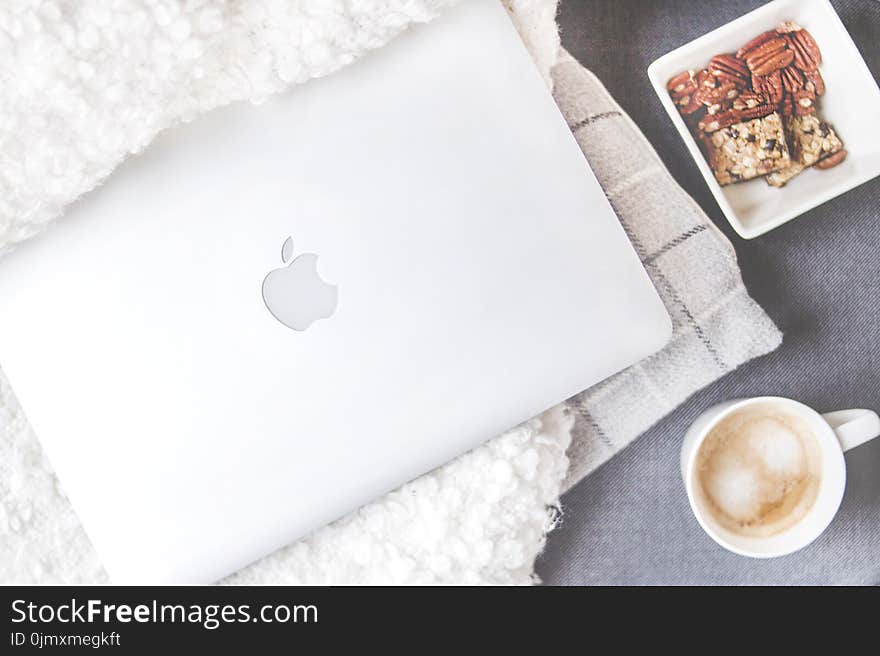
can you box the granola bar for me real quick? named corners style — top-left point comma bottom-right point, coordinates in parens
top-left (786, 114), bottom-right (843, 166)
top-left (707, 112), bottom-right (791, 185)
top-left (766, 162), bottom-right (806, 187)
top-left (766, 114), bottom-right (844, 186)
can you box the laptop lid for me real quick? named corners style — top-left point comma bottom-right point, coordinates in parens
top-left (0, 0), bottom-right (670, 582)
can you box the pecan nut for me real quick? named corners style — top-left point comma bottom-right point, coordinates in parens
top-left (736, 30), bottom-right (779, 59)
top-left (746, 38), bottom-right (794, 75)
top-left (732, 90), bottom-right (766, 110)
top-left (696, 68), bottom-right (716, 90)
top-left (668, 70), bottom-right (702, 115)
top-left (674, 69), bottom-right (715, 115)
top-left (676, 92), bottom-right (704, 115)
top-left (803, 68), bottom-right (825, 96)
top-left (815, 149), bottom-right (847, 169)
top-left (786, 29), bottom-right (822, 71)
top-left (708, 54), bottom-right (751, 88)
top-left (667, 69), bottom-right (696, 95)
top-left (781, 66), bottom-right (804, 94)
top-left (752, 70), bottom-right (784, 105)
top-left (731, 104), bottom-right (777, 121)
top-left (776, 21), bottom-right (803, 34)
top-left (793, 88), bottom-right (816, 116)
top-left (696, 81), bottom-right (740, 114)
top-left (699, 104), bottom-right (775, 132)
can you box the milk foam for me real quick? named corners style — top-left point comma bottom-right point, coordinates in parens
top-left (696, 405), bottom-right (822, 538)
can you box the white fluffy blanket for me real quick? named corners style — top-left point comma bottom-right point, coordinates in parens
top-left (0, 0), bottom-right (570, 584)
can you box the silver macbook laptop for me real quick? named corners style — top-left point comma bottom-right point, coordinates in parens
top-left (0, 0), bottom-right (670, 582)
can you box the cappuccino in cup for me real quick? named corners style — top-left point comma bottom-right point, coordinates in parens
top-left (694, 403), bottom-right (822, 538)
top-left (681, 397), bottom-right (880, 558)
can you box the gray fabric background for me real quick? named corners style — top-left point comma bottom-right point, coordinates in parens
top-left (537, 0), bottom-right (880, 585)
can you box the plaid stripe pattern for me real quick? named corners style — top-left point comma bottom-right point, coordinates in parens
top-left (551, 52), bottom-right (782, 490)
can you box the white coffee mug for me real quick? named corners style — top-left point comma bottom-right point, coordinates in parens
top-left (680, 397), bottom-right (880, 558)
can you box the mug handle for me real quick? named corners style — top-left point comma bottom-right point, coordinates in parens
top-left (822, 409), bottom-right (880, 452)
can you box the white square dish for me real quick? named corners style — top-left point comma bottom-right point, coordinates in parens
top-left (648, 0), bottom-right (880, 239)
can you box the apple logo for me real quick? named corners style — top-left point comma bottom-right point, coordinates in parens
top-left (261, 237), bottom-right (338, 331)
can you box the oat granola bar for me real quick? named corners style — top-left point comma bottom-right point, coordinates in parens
top-left (767, 114), bottom-right (844, 186)
top-left (765, 162), bottom-right (806, 187)
top-left (708, 112), bottom-right (790, 185)
top-left (786, 114), bottom-right (843, 166)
